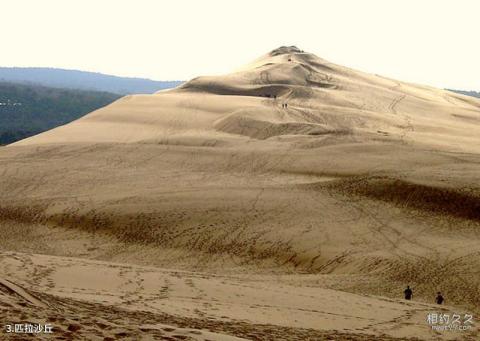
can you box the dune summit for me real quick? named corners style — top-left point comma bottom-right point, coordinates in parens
top-left (1, 47), bottom-right (480, 340)
top-left (13, 46), bottom-right (480, 152)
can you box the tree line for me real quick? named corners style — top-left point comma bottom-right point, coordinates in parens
top-left (0, 82), bottom-right (120, 144)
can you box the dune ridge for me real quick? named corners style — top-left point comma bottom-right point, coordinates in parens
top-left (12, 46), bottom-right (480, 152)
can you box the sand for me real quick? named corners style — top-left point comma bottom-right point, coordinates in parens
top-left (1, 46), bottom-right (479, 340)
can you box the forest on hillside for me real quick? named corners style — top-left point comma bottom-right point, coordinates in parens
top-left (0, 82), bottom-right (120, 144)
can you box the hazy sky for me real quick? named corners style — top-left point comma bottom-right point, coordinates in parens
top-left (2, 0), bottom-right (479, 90)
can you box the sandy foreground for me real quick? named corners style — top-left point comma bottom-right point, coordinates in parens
top-left (1, 46), bottom-right (479, 340)
top-left (0, 250), bottom-right (475, 340)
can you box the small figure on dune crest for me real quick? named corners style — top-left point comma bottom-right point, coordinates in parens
top-left (404, 285), bottom-right (413, 300)
top-left (436, 292), bottom-right (444, 305)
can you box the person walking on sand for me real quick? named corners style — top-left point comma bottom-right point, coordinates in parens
top-left (404, 286), bottom-right (413, 300)
top-left (436, 292), bottom-right (444, 305)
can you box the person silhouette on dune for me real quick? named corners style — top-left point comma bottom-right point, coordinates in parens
top-left (404, 286), bottom-right (413, 300)
top-left (436, 292), bottom-right (444, 305)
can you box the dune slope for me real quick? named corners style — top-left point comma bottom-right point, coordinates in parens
top-left (1, 46), bottom-right (480, 340)
top-left (13, 46), bottom-right (480, 152)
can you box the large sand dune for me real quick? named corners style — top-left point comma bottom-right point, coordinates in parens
top-left (1, 46), bottom-right (480, 340)
top-left (13, 46), bottom-right (480, 152)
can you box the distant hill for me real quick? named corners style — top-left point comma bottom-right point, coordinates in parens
top-left (0, 81), bottom-right (121, 144)
top-left (448, 89), bottom-right (480, 99)
top-left (0, 67), bottom-right (183, 95)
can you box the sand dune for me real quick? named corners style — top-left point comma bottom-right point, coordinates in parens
top-left (13, 46), bottom-right (480, 152)
top-left (1, 46), bottom-right (480, 340)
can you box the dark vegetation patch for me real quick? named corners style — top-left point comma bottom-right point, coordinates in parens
top-left (0, 81), bottom-right (121, 144)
